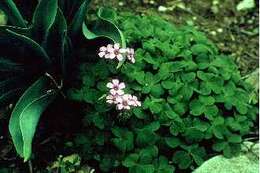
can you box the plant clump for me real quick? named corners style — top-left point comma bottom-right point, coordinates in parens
top-left (0, 0), bottom-right (126, 162)
top-left (68, 14), bottom-right (258, 172)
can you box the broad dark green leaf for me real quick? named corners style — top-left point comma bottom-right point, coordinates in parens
top-left (0, 25), bottom-right (31, 38)
top-left (69, 0), bottom-right (92, 36)
top-left (82, 7), bottom-right (126, 46)
top-left (0, 88), bottom-right (23, 106)
top-left (31, 0), bottom-right (58, 43)
top-left (20, 89), bottom-right (57, 161)
top-left (0, 76), bottom-right (26, 94)
top-left (0, 58), bottom-right (24, 72)
top-left (9, 76), bottom-right (57, 160)
top-left (2, 29), bottom-right (51, 66)
top-left (82, 7), bottom-right (126, 68)
top-left (0, 0), bottom-right (26, 27)
top-left (44, 8), bottom-right (67, 75)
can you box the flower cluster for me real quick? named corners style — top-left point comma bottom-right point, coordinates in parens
top-left (106, 79), bottom-right (141, 110)
top-left (98, 43), bottom-right (135, 63)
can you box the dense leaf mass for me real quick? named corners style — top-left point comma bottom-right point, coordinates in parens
top-left (0, 0), bottom-right (125, 161)
top-left (69, 14), bottom-right (258, 172)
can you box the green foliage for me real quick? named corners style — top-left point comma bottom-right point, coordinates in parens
top-left (47, 154), bottom-right (95, 173)
top-left (193, 142), bottom-right (259, 173)
top-left (0, 10), bottom-right (7, 25)
top-left (236, 0), bottom-right (256, 11)
top-left (0, 0), bottom-right (26, 27)
top-left (83, 7), bottom-right (126, 48)
top-left (9, 76), bottom-right (57, 161)
top-left (244, 68), bottom-right (259, 104)
top-left (0, 0), bottom-right (124, 161)
top-left (69, 14), bottom-right (258, 172)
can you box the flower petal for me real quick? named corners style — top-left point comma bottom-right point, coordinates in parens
top-left (116, 96), bottom-right (123, 103)
top-left (117, 104), bottom-right (123, 110)
top-left (100, 46), bottom-right (107, 51)
top-left (106, 95), bottom-right (113, 99)
top-left (112, 79), bottom-right (119, 85)
top-left (106, 100), bottom-right (114, 104)
top-left (119, 48), bottom-right (127, 53)
top-left (119, 83), bottom-right (126, 89)
top-left (117, 90), bottom-right (124, 95)
top-left (116, 54), bottom-right (124, 61)
top-left (109, 53), bottom-right (116, 59)
top-left (114, 43), bottom-right (120, 50)
top-left (125, 106), bottom-right (131, 110)
top-left (105, 53), bottom-right (111, 59)
top-left (122, 94), bottom-right (130, 100)
top-left (107, 44), bottom-right (114, 52)
top-left (136, 101), bottom-right (141, 106)
top-left (106, 82), bottom-right (114, 88)
top-left (98, 52), bottom-right (106, 58)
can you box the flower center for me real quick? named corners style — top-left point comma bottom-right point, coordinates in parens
top-left (114, 49), bottom-right (119, 55)
top-left (122, 100), bottom-right (128, 106)
top-left (113, 85), bottom-right (119, 90)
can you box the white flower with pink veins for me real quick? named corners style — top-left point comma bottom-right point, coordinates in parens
top-left (106, 94), bottom-right (120, 104)
top-left (98, 44), bottom-right (114, 59)
top-left (111, 43), bottom-right (126, 61)
top-left (128, 95), bottom-right (141, 107)
top-left (126, 48), bottom-right (135, 63)
top-left (106, 79), bottom-right (125, 95)
top-left (116, 94), bottom-right (132, 110)
top-left (98, 43), bottom-right (126, 61)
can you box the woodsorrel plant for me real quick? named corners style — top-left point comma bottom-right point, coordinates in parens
top-left (0, 0), bottom-right (134, 162)
top-left (69, 14), bottom-right (258, 172)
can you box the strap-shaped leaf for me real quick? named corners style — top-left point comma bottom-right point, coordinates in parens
top-left (0, 25), bottom-right (31, 37)
top-left (0, 58), bottom-right (24, 72)
top-left (0, 75), bottom-right (30, 108)
top-left (82, 7), bottom-right (126, 47)
top-left (0, 77), bottom-right (24, 94)
top-left (9, 76), bottom-right (57, 160)
top-left (1, 29), bottom-right (51, 66)
top-left (58, 0), bottom-right (84, 18)
top-left (97, 7), bottom-right (117, 22)
top-left (0, 0), bottom-right (26, 27)
top-left (43, 8), bottom-right (67, 75)
top-left (20, 89), bottom-right (57, 161)
top-left (61, 36), bottom-right (72, 76)
top-left (0, 88), bottom-right (23, 106)
top-left (31, 0), bottom-right (58, 43)
top-left (69, 0), bottom-right (92, 36)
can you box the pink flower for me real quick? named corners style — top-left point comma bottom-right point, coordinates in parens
top-left (111, 43), bottom-right (126, 61)
top-left (106, 94), bottom-right (120, 104)
top-left (106, 79), bottom-right (125, 95)
top-left (98, 43), bottom-right (136, 63)
top-left (98, 44), bottom-right (114, 59)
top-left (116, 94), bottom-right (131, 110)
top-left (98, 43), bottom-right (126, 61)
top-left (126, 48), bottom-right (135, 63)
top-left (105, 82), bottom-right (142, 110)
top-left (128, 95), bottom-right (141, 107)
